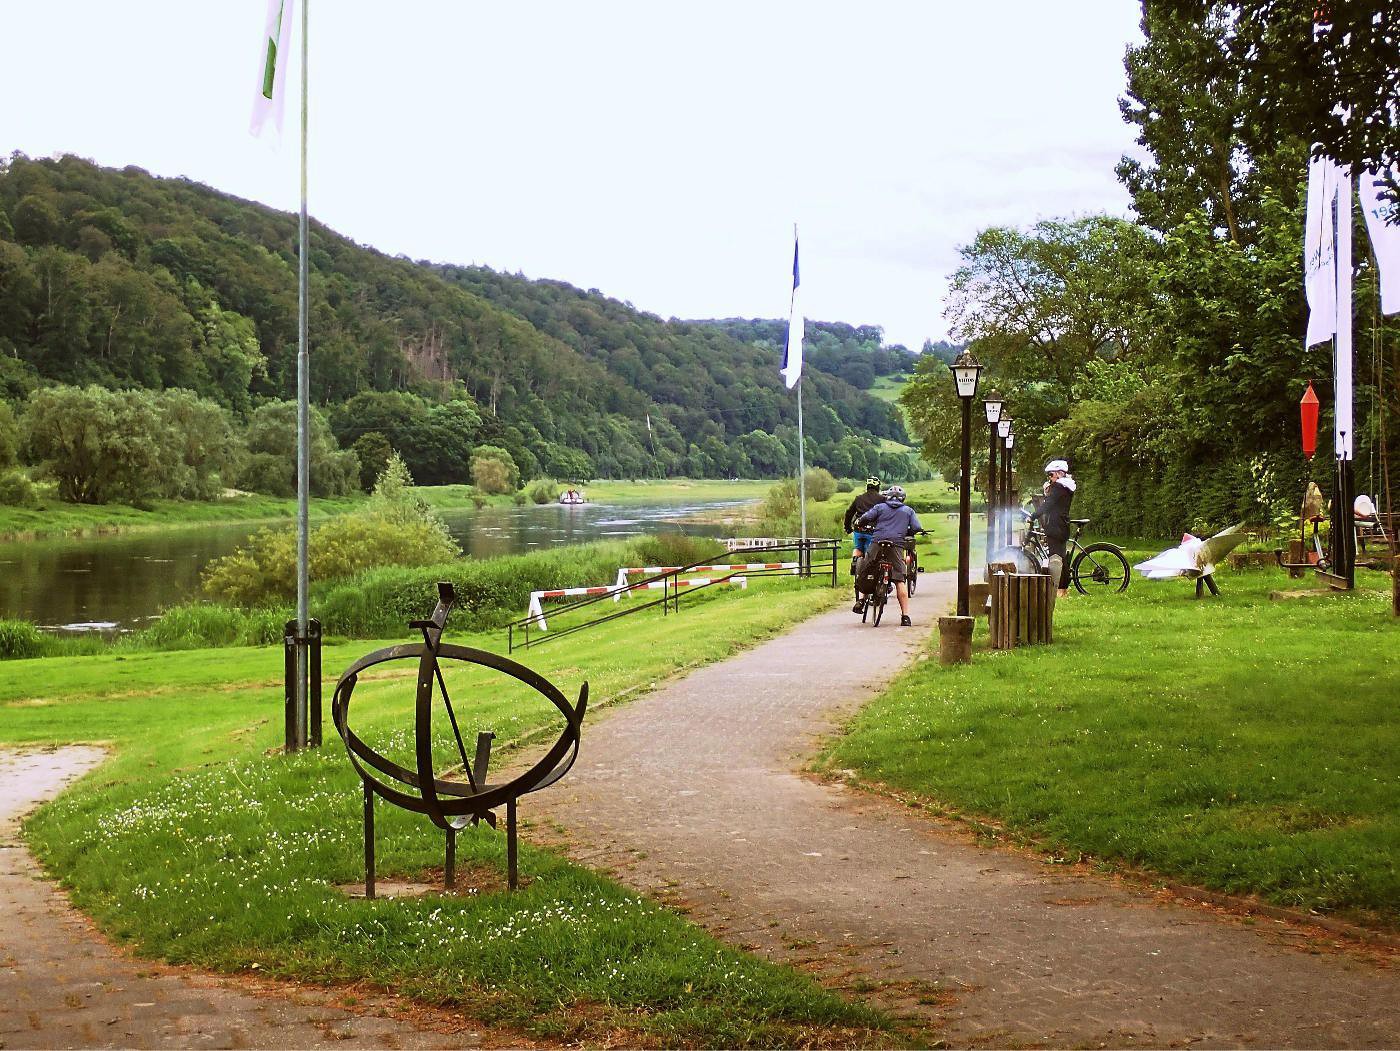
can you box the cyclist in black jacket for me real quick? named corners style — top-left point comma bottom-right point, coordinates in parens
top-left (1028, 458), bottom-right (1076, 597)
top-left (842, 477), bottom-right (884, 583)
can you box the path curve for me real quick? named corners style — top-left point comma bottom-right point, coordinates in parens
top-left (531, 571), bottom-right (1400, 1047)
top-left (0, 748), bottom-right (506, 1050)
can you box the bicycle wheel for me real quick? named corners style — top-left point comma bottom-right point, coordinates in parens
top-left (871, 570), bottom-right (889, 626)
top-left (906, 553), bottom-right (919, 595)
top-left (1071, 543), bottom-right (1131, 594)
top-left (871, 591), bottom-right (885, 626)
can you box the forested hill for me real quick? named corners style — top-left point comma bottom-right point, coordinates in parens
top-left (0, 153), bottom-right (920, 481)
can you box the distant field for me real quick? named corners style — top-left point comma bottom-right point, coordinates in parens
top-left (868, 374), bottom-right (909, 404)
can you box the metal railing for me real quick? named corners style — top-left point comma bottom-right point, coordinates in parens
top-left (505, 538), bottom-right (840, 652)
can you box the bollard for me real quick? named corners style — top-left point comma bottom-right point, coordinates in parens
top-left (938, 615), bottom-right (974, 665)
top-left (968, 581), bottom-right (991, 617)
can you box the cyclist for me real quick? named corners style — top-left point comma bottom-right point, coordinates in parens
top-left (1028, 458), bottom-right (1076, 597)
top-left (854, 484), bottom-right (923, 626)
top-left (842, 476), bottom-right (884, 586)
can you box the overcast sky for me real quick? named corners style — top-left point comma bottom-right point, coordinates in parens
top-left (3, 1), bottom-right (1146, 350)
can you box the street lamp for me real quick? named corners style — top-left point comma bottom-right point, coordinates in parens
top-left (949, 352), bottom-right (983, 619)
top-left (983, 392), bottom-right (1003, 564)
top-left (997, 416), bottom-right (1012, 548)
top-left (1004, 429), bottom-right (1016, 545)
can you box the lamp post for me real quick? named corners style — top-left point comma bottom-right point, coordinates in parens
top-left (983, 392), bottom-right (1003, 566)
top-left (997, 417), bottom-right (1012, 548)
top-left (1004, 429), bottom-right (1016, 546)
top-left (949, 352), bottom-right (983, 618)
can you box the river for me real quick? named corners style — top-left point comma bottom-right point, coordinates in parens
top-left (0, 498), bottom-right (750, 632)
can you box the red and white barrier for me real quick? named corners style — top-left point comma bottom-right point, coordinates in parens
top-left (724, 537), bottom-right (799, 552)
top-left (526, 577), bottom-right (747, 631)
top-left (612, 563), bottom-right (800, 590)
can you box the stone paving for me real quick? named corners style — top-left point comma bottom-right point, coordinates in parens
top-left (530, 571), bottom-right (1400, 1047)
top-left (0, 748), bottom-right (514, 1050)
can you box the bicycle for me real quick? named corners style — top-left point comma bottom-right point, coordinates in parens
top-left (903, 529), bottom-right (930, 596)
top-left (856, 539), bottom-right (902, 626)
top-left (1014, 515), bottom-right (1131, 594)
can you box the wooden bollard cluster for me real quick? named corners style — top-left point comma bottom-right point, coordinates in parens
top-left (989, 568), bottom-right (1053, 649)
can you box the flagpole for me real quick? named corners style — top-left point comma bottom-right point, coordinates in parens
top-left (294, 0), bottom-right (310, 747)
top-left (796, 375), bottom-right (807, 545)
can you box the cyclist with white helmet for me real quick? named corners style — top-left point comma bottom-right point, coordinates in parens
top-left (854, 484), bottom-right (923, 626)
top-left (1028, 458), bottom-right (1076, 597)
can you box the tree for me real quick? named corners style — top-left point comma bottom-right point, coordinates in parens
top-left (22, 385), bottom-right (168, 504)
top-left (0, 400), bottom-right (18, 468)
top-left (469, 444), bottom-right (518, 494)
top-left (351, 431), bottom-right (394, 491)
top-left (156, 389), bottom-right (244, 500)
top-left (1156, 1), bottom-right (1399, 198)
top-left (239, 400), bottom-right (358, 498)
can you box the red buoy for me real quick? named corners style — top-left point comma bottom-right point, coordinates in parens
top-left (1300, 382), bottom-right (1320, 460)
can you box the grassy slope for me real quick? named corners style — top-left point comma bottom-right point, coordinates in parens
top-left (4, 580), bottom-right (903, 1048)
top-left (823, 565), bottom-right (1400, 924)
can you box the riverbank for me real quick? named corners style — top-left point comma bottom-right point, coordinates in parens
top-left (0, 479), bottom-right (773, 542)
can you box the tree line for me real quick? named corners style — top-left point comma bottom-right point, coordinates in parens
top-left (902, 0), bottom-right (1398, 537)
top-left (0, 153), bottom-right (922, 502)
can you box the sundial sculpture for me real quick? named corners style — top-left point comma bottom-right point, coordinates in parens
top-left (332, 582), bottom-right (588, 896)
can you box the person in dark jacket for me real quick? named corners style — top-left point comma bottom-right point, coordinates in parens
top-left (1028, 458), bottom-right (1076, 596)
top-left (855, 485), bottom-right (923, 626)
top-left (843, 476), bottom-right (884, 582)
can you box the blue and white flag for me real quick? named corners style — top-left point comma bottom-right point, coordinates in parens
top-left (1359, 169), bottom-right (1400, 315)
top-left (781, 231), bottom-right (804, 389)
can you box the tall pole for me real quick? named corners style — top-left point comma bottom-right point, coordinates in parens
top-left (985, 423), bottom-right (998, 562)
top-left (1002, 435), bottom-right (1014, 545)
top-left (293, 0), bottom-right (310, 749)
top-left (1333, 168), bottom-right (1356, 588)
top-left (796, 375), bottom-right (808, 545)
top-left (957, 395), bottom-right (972, 617)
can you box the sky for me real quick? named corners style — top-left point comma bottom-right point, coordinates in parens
top-left (2, 1), bottom-right (1147, 351)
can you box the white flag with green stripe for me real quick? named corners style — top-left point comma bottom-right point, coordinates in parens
top-left (250, 0), bottom-right (295, 139)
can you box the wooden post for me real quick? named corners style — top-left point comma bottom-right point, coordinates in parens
top-left (938, 615), bottom-right (974, 664)
top-left (1288, 539), bottom-right (1306, 579)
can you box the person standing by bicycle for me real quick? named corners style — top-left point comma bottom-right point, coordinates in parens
top-left (854, 484), bottom-right (923, 626)
top-left (843, 476), bottom-right (884, 586)
top-left (1028, 459), bottom-right (1076, 597)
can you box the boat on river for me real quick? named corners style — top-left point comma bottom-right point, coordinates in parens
top-left (559, 489), bottom-right (586, 505)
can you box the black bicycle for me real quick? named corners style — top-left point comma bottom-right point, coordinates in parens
top-left (903, 529), bottom-right (930, 596)
top-left (858, 539), bottom-right (901, 626)
top-left (1014, 516), bottom-right (1131, 594)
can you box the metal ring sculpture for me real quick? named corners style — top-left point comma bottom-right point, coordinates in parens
top-left (332, 582), bottom-right (588, 896)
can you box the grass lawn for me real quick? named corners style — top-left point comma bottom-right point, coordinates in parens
top-left (3, 578), bottom-right (903, 1048)
top-left (822, 564), bottom-right (1400, 927)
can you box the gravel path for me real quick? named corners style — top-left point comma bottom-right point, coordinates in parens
top-left (530, 570), bottom-right (1400, 1047)
top-left (0, 748), bottom-right (508, 1050)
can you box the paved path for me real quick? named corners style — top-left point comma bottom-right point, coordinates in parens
top-left (0, 748), bottom-right (515, 1050)
top-left (531, 571), bottom-right (1400, 1047)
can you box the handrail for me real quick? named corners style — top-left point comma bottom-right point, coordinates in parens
top-left (506, 538), bottom-right (840, 652)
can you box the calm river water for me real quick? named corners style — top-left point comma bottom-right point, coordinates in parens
top-left (0, 499), bottom-right (746, 631)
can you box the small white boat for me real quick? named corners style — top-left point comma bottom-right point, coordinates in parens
top-left (559, 489), bottom-right (586, 505)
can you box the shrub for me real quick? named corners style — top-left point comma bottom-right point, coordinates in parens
top-left (527, 479), bottom-right (556, 505)
top-left (511, 490), bottom-right (528, 506)
top-left (136, 603), bottom-right (288, 649)
top-left (0, 619), bottom-right (45, 659)
top-left (835, 478), bottom-right (855, 493)
top-left (804, 467), bottom-right (837, 502)
top-left (0, 470), bottom-right (36, 507)
top-left (202, 456), bottom-right (459, 605)
top-left (0, 400), bottom-right (18, 469)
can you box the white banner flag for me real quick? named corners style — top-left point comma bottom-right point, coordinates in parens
top-left (1359, 170), bottom-right (1400, 316)
top-left (1304, 156), bottom-right (1341, 348)
top-left (781, 232), bottom-right (803, 389)
top-left (250, 0), bottom-right (295, 140)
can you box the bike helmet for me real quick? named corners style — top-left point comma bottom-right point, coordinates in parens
top-left (885, 484), bottom-right (906, 502)
top-left (1044, 459), bottom-right (1069, 474)
top-left (865, 476), bottom-right (881, 490)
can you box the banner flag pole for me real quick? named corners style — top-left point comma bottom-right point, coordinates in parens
top-left (294, 0), bottom-right (311, 746)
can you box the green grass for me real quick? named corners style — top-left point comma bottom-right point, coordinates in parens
top-left (822, 565), bottom-right (1400, 925)
top-left (5, 579), bottom-right (900, 1047)
top-left (565, 479), bottom-right (773, 505)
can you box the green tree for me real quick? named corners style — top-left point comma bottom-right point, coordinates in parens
top-left (351, 431), bottom-right (394, 491)
top-left (469, 444), bottom-right (518, 494)
top-left (239, 400), bottom-right (358, 498)
top-left (21, 385), bottom-right (168, 504)
top-left (0, 400), bottom-right (18, 468)
top-left (156, 389), bottom-right (244, 500)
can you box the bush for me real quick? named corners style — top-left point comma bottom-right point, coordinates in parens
top-left (527, 479), bottom-right (556, 505)
top-left (0, 470), bottom-right (36, 507)
top-left (511, 490), bottom-right (528, 506)
top-left (804, 467), bottom-right (837, 502)
top-left (835, 479), bottom-right (855, 493)
top-left (0, 401), bottom-right (18, 469)
top-left (202, 456), bottom-right (459, 605)
top-left (0, 619), bottom-right (45, 659)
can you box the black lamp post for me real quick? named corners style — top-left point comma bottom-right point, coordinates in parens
top-left (983, 392), bottom-right (1003, 566)
top-left (996, 417), bottom-right (1012, 549)
top-left (949, 351), bottom-right (984, 617)
top-left (1004, 428), bottom-right (1017, 544)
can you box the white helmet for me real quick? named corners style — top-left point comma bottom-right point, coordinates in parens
top-left (1044, 459), bottom-right (1069, 474)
